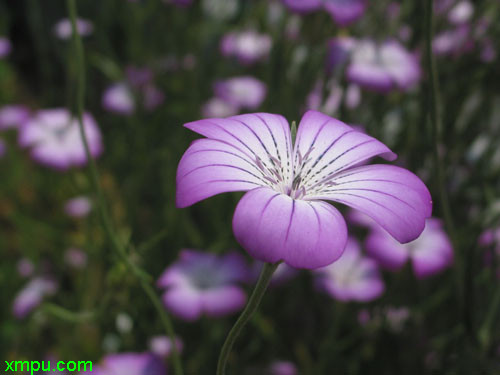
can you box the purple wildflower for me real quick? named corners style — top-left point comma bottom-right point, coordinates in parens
top-left (432, 25), bottom-right (473, 57)
top-left (53, 18), bottom-right (94, 40)
top-left (202, 97), bottom-right (239, 118)
top-left (17, 258), bottom-right (35, 278)
top-left (157, 250), bottom-right (250, 321)
top-left (326, 36), bottom-right (356, 72)
top-left (268, 361), bottom-right (298, 375)
top-left (64, 196), bottom-right (92, 218)
top-left (149, 335), bottom-right (184, 358)
top-left (64, 248), bottom-right (88, 269)
top-left (347, 39), bottom-right (421, 93)
top-left (12, 277), bottom-right (58, 319)
top-left (366, 218), bottom-right (453, 278)
top-left (18, 109), bottom-right (103, 170)
top-left (0, 37), bottom-right (11, 58)
top-left (447, 1), bottom-right (473, 25)
top-left (102, 82), bottom-right (136, 115)
top-left (314, 238), bottom-right (385, 302)
top-left (83, 353), bottom-right (166, 375)
top-left (220, 30), bottom-right (272, 65)
top-left (177, 110), bottom-right (432, 269)
top-left (0, 105), bottom-right (30, 130)
top-left (282, 0), bottom-right (366, 26)
top-left (214, 77), bottom-right (267, 110)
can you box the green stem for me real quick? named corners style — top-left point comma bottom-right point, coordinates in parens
top-left (424, 0), bottom-right (464, 319)
top-left (478, 284), bottom-right (500, 349)
top-left (216, 262), bottom-right (279, 375)
top-left (65, 2), bottom-right (183, 374)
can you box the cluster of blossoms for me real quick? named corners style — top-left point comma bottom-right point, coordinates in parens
top-left (282, 0), bottom-right (367, 27)
top-left (220, 30), bottom-right (272, 65)
top-left (202, 76), bottom-right (267, 118)
top-left (102, 66), bottom-right (165, 115)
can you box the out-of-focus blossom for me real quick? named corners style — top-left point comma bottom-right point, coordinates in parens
top-left (366, 218), bottom-right (453, 278)
top-left (19, 109), bottom-right (103, 170)
top-left (214, 77), bottom-right (267, 110)
top-left (447, 1), bottom-right (473, 25)
top-left (0, 37), bottom-right (11, 58)
top-left (345, 84), bottom-right (361, 109)
top-left (326, 37), bottom-right (356, 72)
top-left (53, 18), bottom-right (94, 40)
top-left (149, 335), bottom-right (184, 358)
top-left (314, 238), bottom-right (385, 302)
top-left (385, 306), bottom-right (410, 332)
top-left (157, 250), bottom-right (250, 321)
top-left (177, 110), bottom-right (431, 269)
top-left (433, 25), bottom-right (473, 57)
top-left (102, 83), bottom-right (136, 115)
top-left (202, 0), bottom-right (239, 20)
top-left (479, 228), bottom-right (500, 251)
top-left (82, 353), bottom-right (166, 375)
top-left (282, 0), bottom-right (366, 26)
top-left (0, 138), bottom-right (5, 158)
top-left (347, 39), bottom-right (421, 93)
top-left (480, 39), bottom-right (497, 63)
top-left (116, 312), bottom-right (134, 333)
top-left (0, 105), bottom-right (30, 130)
top-left (220, 30), bottom-right (272, 65)
top-left (125, 66), bottom-right (154, 87)
top-left (64, 248), bottom-right (88, 269)
top-left (143, 84), bottom-right (165, 111)
top-left (268, 361), bottom-right (298, 375)
top-left (64, 196), bottom-right (92, 218)
top-left (201, 97), bottom-right (239, 118)
top-left (17, 258), bottom-right (35, 278)
top-left (12, 277), bottom-right (58, 319)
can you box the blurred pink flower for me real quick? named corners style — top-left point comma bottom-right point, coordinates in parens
top-left (64, 196), bottom-right (92, 218)
top-left (19, 109), bottom-right (103, 170)
top-left (157, 250), bottom-right (250, 321)
top-left (366, 218), bottom-right (453, 278)
top-left (64, 248), bottom-right (88, 269)
top-left (268, 361), bottom-right (298, 375)
top-left (0, 37), bottom-right (11, 58)
top-left (53, 18), bottom-right (94, 40)
top-left (314, 238), bottom-right (385, 302)
top-left (214, 76), bottom-right (267, 110)
top-left (282, 0), bottom-right (366, 26)
top-left (17, 258), bottom-right (35, 278)
top-left (82, 353), bottom-right (166, 375)
top-left (0, 105), bottom-right (30, 130)
top-left (12, 277), bottom-right (58, 319)
top-left (177, 110), bottom-right (431, 269)
top-left (149, 335), bottom-right (184, 358)
top-left (102, 82), bottom-right (136, 115)
top-left (220, 30), bottom-right (272, 65)
top-left (202, 97), bottom-right (239, 118)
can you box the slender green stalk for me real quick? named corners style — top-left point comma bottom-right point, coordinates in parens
top-left (478, 284), bottom-right (500, 349)
top-left (216, 262), bottom-right (279, 375)
top-left (65, 2), bottom-right (183, 374)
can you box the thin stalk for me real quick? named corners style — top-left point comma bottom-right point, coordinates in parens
top-left (424, 0), bottom-right (464, 321)
top-left (216, 262), bottom-right (279, 375)
top-left (478, 284), bottom-right (500, 349)
top-left (65, 2), bottom-right (183, 374)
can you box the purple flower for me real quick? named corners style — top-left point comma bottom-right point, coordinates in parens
top-left (347, 40), bottom-right (421, 93)
top-left (0, 37), bottom-right (11, 58)
top-left (125, 66), bottom-right (154, 87)
top-left (64, 248), bottom-right (88, 269)
top-left (282, 0), bottom-right (365, 26)
top-left (314, 238), bottom-right (384, 302)
top-left (12, 277), bottom-right (58, 319)
top-left (326, 36), bottom-right (356, 72)
top-left (149, 335), bottom-right (184, 358)
top-left (0, 105), bottom-right (30, 130)
top-left (143, 84), bottom-right (165, 111)
top-left (17, 258), bottom-right (35, 278)
top-left (102, 83), bottom-right (136, 115)
top-left (268, 361), bottom-right (298, 375)
top-left (84, 353), bottom-right (167, 375)
top-left (157, 250), bottom-right (250, 321)
top-left (220, 30), bottom-right (272, 65)
top-left (176, 110), bottom-right (432, 269)
top-left (214, 77), bottom-right (267, 110)
top-left (18, 109), bottom-right (103, 170)
top-left (432, 25), bottom-right (473, 57)
top-left (323, 0), bottom-right (367, 27)
top-left (53, 18), bottom-right (94, 40)
top-left (366, 218), bottom-right (453, 278)
top-left (447, 1), bottom-right (473, 25)
top-left (202, 97), bottom-right (239, 118)
top-left (64, 196), bottom-right (92, 218)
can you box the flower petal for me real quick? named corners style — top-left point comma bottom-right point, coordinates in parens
top-left (233, 187), bottom-right (347, 269)
top-left (177, 113), bottom-right (293, 207)
top-left (365, 228), bottom-right (410, 270)
top-left (309, 164), bottom-right (432, 243)
top-left (201, 286), bottom-right (247, 317)
top-left (293, 111), bottom-right (396, 195)
top-left (162, 287), bottom-right (203, 321)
